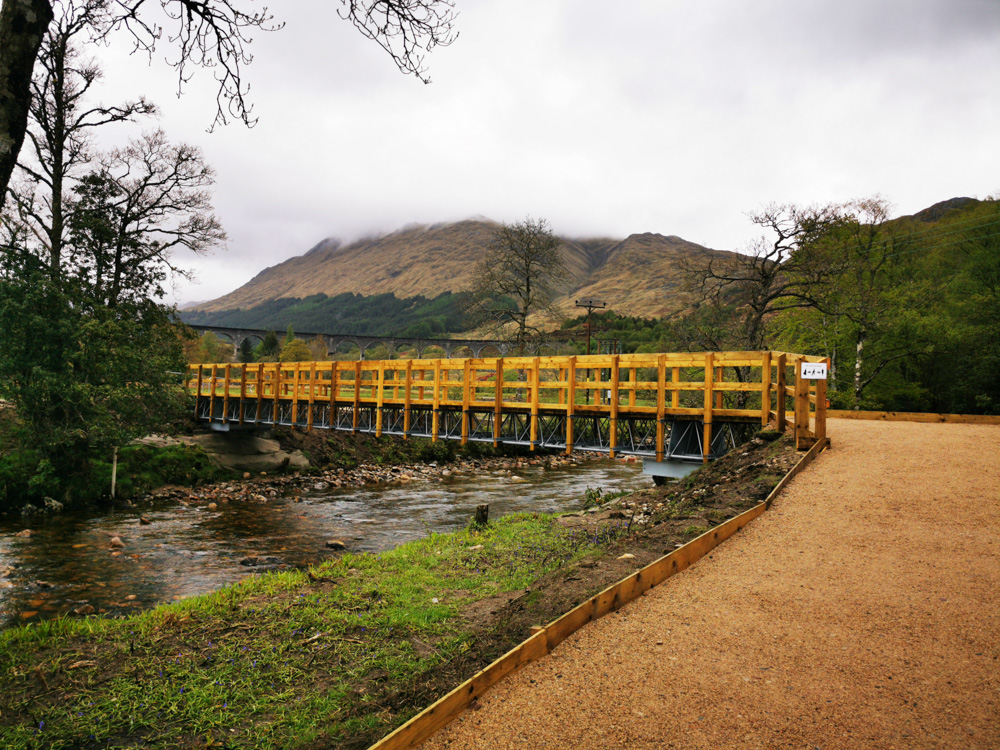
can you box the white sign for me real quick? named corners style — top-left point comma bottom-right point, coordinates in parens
top-left (801, 362), bottom-right (828, 380)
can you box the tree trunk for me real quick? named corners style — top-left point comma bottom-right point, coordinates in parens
top-left (853, 328), bottom-right (866, 409)
top-left (0, 0), bottom-right (53, 209)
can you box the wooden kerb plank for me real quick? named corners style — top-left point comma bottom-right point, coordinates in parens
top-left (365, 437), bottom-right (830, 750)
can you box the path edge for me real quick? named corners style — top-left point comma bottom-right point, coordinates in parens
top-left (367, 437), bottom-right (831, 750)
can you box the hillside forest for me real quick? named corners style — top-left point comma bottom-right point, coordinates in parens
top-left (184, 197), bottom-right (1000, 416)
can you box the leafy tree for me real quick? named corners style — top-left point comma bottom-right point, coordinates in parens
top-left (184, 331), bottom-right (233, 364)
top-left (255, 330), bottom-right (280, 361)
top-left (0, 257), bottom-right (187, 504)
top-left (466, 217), bottom-right (567, 352)
top-left (279, 337), bottom-right (313, 362)
top-left (1, 0), bottom-right (459, 208)
top-left (238, 337), bottom-right (255, 363)
top-left (307, 335), bottom-right (328, 361)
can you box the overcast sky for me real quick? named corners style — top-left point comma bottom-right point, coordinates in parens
top-left (90, 0), bottom-right (1000, 305)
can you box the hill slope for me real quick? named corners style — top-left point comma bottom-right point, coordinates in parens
top-left (193, 219), bottom-right (735, 320)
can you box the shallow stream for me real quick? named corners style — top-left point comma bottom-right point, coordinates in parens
top-left (0, 459), bottom-right (645, 628)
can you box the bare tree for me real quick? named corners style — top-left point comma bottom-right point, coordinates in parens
top-left (683, 202), bottom-right (845, 351)
top-left (7, 0), bottom-right (155, 280)
top-left (0, 0), bottom-right (459, 207)
top-left (466, 217), bottom-right (566, 352)
top-left (67, 129), bottom-right (226, 307)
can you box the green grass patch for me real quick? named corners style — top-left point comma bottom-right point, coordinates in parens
top-left (0, 513), bottom-right (622, 748)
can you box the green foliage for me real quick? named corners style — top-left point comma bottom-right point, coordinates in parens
top-left (237, 337), bottom-right (255, 363)
top-left (181, 291), bottom-right (469, 338)
top-left (0, 261), bottom-right (189, 507)
top-left (254, 330), bottom-right (281, 361)
top-left (279, 337), bottom-right (313, 362)
top-left (184, 331), bottom-right (233, 364)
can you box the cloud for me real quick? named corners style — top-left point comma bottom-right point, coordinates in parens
top-left (86, 0), bottom-right (1000, 304)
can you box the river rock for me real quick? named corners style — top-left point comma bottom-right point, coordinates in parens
top-left (16, 529), bottom-right (32, 538)
top-left (73, 604), bottom-right (95, 615)
top-left (109, 536), bottom-right (125, 549)
top-left (139, 516), bottom-right (152, 525)
top-left (239, 555), bottom-right (282, 567)
top-left (325, 540), bottom-right (347, 551)
top-left (20, 504), bottom-right (38, 516)
top-left (43, 497), bottom-right (64, 512)
top-left (207, 502), bottom-right (218, 510)
top-left (0, 564), bottom-right (14, 577)
top-left (176, 433), bottom-right (310, 473)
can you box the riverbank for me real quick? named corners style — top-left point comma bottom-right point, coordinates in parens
top-left (0, 431), bottom-right (801, 748)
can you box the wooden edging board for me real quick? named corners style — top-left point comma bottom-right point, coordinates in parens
top-left (367, 437), bottom-right (831, 750)
top-left (828, 410), bottom-right (1000, 424)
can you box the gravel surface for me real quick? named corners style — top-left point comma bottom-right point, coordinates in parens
top-left (423, 420), bottom-right (1000, 749)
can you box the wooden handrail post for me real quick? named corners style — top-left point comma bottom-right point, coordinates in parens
top-left (760, 351), bottom-right (772, 426)
top-left (702, 353), bottom-right (714, 464)
top-left (566, 356), bottom-right (576, 455)
top-left (714, 365), bottom-right (724, 410)
top-left (375, 360), bottom-right (385, 437)
top-left (353, 360), bottom-right (362, 432)
top-left (461, 359), bottom-right (471, 445)
top-left (290, 362), bottom-right (302, 428)
top-left (775, 353), bottom-right (787, 432)
top-left (329, 362), bottom-right (339, 426)
top-left (794, 358), bottom-right (811, 449)
top-left (222, 363), bottom-right (232, 424)
top-left (255, 363), bottom-right (264, 425)
top-left (493, 358), bottom-right (503, 446)
top-left (209, 364), bottom-right (218, 422)
top-left (307, 362), bottom-right (317, 430)
top-left (656, 354), bottom-right (666, 462)
top-left (238, 363), bottom-right (247, 425)
top-left (529, 357), bottom-right (541, 451)
top-left (671, 366), bottom-right (680, 409)
top-left (432, 359), bottom-right (442, 442)
top-left (403, 360), bottom-right (412, 439)
top-left (609, 355), bottom-right (620, 458)
top-left (814, 357), bottom-right (829, 443)
top-left (272, 364), bottom-right (281, 425)
top-left (194, 365), bottom-right (204, 419)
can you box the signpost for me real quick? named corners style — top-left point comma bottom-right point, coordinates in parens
top-left (801, 362), bottom-right (828, 380)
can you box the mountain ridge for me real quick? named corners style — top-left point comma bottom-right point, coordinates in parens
top-left (192, 219), bottom-right (736, 320)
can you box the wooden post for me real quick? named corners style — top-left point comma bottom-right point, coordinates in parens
top-left (272, 364), bottom-right (281, 424)
top-left (656, 354), bottom-right (666, 462)
top-left (760, 351), bottom-right (772, 426)
top-left (814, 357), bottom-right (829, 443)
top-left (566, 356), bottom-right (577, 455)
top-left (794, 358), bottom-right (811, 449)
top-left (775, 353), bottom-right (787, 432)
top-left (236, 365), bottom-right (246, 424)
top-left (375, 360), bottom-right (385, 436)
top-left (714, 365), bottom-right (724, 410)
top-left (461, 359), bottom-right (471, 445)
top-left (403, 360), bottom-right (413, 439)
top-left (671, 366), bottom-right (680, 409)
top-left (307, 362), bottom-right (316, 430)
top-left (628, 366), bottom-right (637, 407)
top-left (529, 357), bottom-right (541, 451)
top-left (432, 359), bottom-right (442, 442)
top-left (417, 368), bottom-right (425, 401)
top-left (353, 361), bottom-right (362, 432)
top-left (609, 355), bottom-right (620, 458)
top-left (209, 364), bottom-right (218, 422)
top-left (195, 365), bottom-right (204, 418)
top-left (222, 364), bottom-right (233, 424)
top-left (702, 353), bottom-right (714, 464)
top-left (472, 504), bottom-right (489, 528)
top-left (290, 362), bottom-right (301, 428)
top-left (255, 363), bottom-right (264, 425)
top-left (493, 358), bottom-right (503, 446)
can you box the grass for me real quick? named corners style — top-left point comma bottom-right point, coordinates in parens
top-left (0, 513), bottom-right (625, 749)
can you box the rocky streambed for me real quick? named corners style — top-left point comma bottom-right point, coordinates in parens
top-left (0, 450), bottom-right (646, 628)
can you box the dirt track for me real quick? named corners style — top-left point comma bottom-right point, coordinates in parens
top-left (423, 420), bottom-right (1000, 749)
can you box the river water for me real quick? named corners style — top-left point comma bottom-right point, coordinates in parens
top-left (0, 459), bottom-right (646, 629)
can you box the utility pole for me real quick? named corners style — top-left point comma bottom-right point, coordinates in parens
top-left (575, 299), bottom-right (606, 405)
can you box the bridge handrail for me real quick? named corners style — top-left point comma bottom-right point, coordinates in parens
top-left (186, 351), bottom-right (828, 456)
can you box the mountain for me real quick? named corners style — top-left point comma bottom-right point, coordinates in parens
top-left (191, 219), bottom-right (736, 323)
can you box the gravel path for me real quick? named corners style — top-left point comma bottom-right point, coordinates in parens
top-left (423, 420), bottom-right (1000, 749)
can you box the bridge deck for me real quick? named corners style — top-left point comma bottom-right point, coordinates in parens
top-left (188, 351), bottom-right (828, 460)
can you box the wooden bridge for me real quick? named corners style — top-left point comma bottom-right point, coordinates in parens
top-left (187, 351), bottom-right (829, 462)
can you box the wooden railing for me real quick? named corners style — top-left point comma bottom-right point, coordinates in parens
top-left (187, 351), bottom-right (829, 456)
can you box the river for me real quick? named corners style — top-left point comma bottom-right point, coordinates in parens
top-left (0, 458), bottom-right (646, 629)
